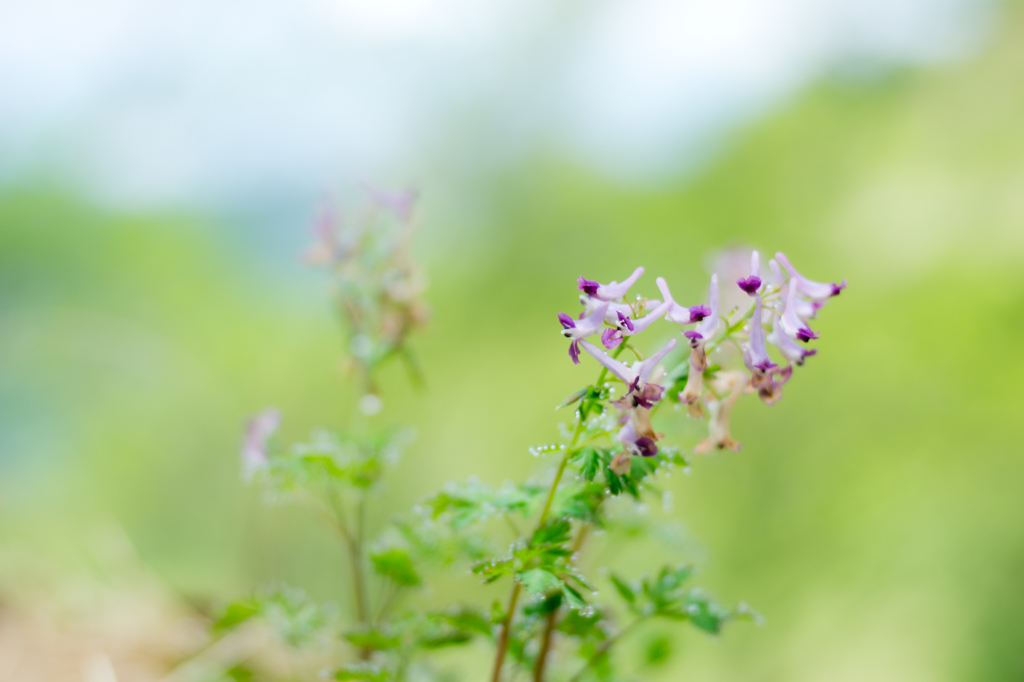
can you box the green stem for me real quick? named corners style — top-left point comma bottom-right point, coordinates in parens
top-left (491, 350), bottom-right (625, 682)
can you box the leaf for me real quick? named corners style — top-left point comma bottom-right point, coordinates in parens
top-left (557, 388), bottom-right (587, 409)
top-left (532, 519), bottom-right (572, 547)
top-left (212, 598), bottom-right (261, 633)
top-left (644, 635), bottom-right (673, 666)
top-left (517, 568), bottom-right (563, 595)
top-left (345, 627), bottom-right (399, 651)
top-left (370, 549), bottom-right (421, 587)
top-left (331, 663), bottom-right (389, 682)
top-left (437, 608), bottom-right (493, 637)
top-left (561, 583), bottom-right (587, 609)
top-left (418, 631), bottom-right (474, 648)
top-left (610, 574), bottom-right (636, 604)
top-left (472, 558), bottom-right (513, 584)
top-left (580, 447), bottom-right (602, 482)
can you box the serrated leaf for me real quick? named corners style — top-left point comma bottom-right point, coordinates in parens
top-left (580, 447), bottom-right (601, 482)
top-left (518, 568), bottom-right (562, 594)
top-left (370, 549), bottom-right (421, 587)
top-left (531, 519), bottom-right (572, 547)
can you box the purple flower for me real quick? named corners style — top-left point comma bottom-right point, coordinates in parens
top-left (693, 274), bottom-right (720, 341)
top-left (365, 184), bottom-right (418, 223)
top-left (559, 302), bottom-right (609, 364)
top-left (576, 266), bottom-right (645, 301)
top-left (736, 250), bottom-right (762, 295)
top-left (744, 296), bottom-right (777, 372)
top-left (775, 252), bottom-right (846, 301)
top-left (779, 282), bottom-right (819, 343)
top-left (580, 338), bottom-right (677, 408)
top-left (600, 300), bottom-right (672, 349)
top-left (241, 408), bottom-right (281, 480)
top-left (655, 276), bottom-right (719, 337)
top-left (767, 316), bottom-right (818, 365)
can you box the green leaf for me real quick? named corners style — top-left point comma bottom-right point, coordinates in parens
top-left (580, 447), bottom-right (602, 482)
top-left (532, 519), bottom-right (572, 547)
top-left (418, 631), bottom-right (474, 648)
top-left (370, 549), bottom-right (421, 587)
top-left (557, 388), bottom-right (587, 409)
top-left (644, 635), bottom-right (673, 666)
top-left (212, 598), bottom-right (261, 633)
top-left (610, 574), bottom-right (636, 604)
top-left (517, 568), bottom-right (563, 595)
top-left (345, 627), bottom-right (399, 651)
top-left (437, 608), bottom-right (493, 637)
top-left (331, 663), bottom-right (389, 681)
top-left (561, 583), bottom-right (587, 609)
top-left (472, 558), bottom-right (513, 584)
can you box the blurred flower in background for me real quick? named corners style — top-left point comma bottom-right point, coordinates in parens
top-left (3, 0), bottom-right (1024, 680)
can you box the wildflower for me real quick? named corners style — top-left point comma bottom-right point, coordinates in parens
top-left (577, 267), bottom-right (645, 302)
top-left (655, 277), bottom-right (712, 326)
top-left (775, 252), bottom-right (846, 301)
top-left (736, 251), bottom-right (762, 295)
top-left (779, 281), bottom-right (819, 343)
top-left (579, 338), bottom-right (677, 409)
top-left (693, 371), bottom-right (745, 453)
top-left (304, 200), bottom-right (339, 266)
top-left (601, 300), bottom-right (672, 349)
top-left (241, 408), bottom-right (281, 480)
top-left (676, 275), bottom-right (720, 417)
top-left (559, 302), bottom-right (609, 364)
top-left (612, 417), bottom-right (659, 474)
top-left (750, 364), bottom-right (792, 405)
top-left (365, 184), bottom-right (419, 223)
top-left (766, 315), bottom-right (817, 365)
top-left (743, 296), bottom-right (776, 372)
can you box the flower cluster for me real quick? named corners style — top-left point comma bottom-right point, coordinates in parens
top-left (305, 187), bottom-right (429, 406)
top-left (559, 252), bottom-right (844, 458)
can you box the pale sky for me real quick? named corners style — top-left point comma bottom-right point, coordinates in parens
top-left (0, 0), bottom-right (994, 208)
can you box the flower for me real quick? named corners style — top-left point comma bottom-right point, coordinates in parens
top-left (751, 364), bottom-right (792, 405)
top-left (241, 408), bottom-right (281, 480)
top-left (736, 251), bottom-right (762, 295)
top-left (766, 315), bottom-right (817, 365)
top-left (655, 277), bottom-right (710, 326)
top-left (365, 184), bottom-right (419, 223)
top-left (579, 338), bottom-right (677, 408)
top-left (559, 302), bottom-right (609, 364)
top-left (779, 280), bottom-right (819, 343)
top-left (304, 199), bottom-right (339, 265)
top-left (775, 252), bottom-right (846, 301)
top-left (600, 300), bottom-right (672, 349)
top-left (577, 267), bottom-right (645, 301)
top-left (694, 371), bottom-right (746, 453)
top-left (691, 274), bottom-right (720, 341)
top-left (743, 296), bottom-right (777, 372)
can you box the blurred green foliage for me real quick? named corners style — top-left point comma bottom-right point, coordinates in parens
top-left (3, 5), bottom-right (1024, 680)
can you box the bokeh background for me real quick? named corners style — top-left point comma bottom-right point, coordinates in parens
top-left (2, 0), bottom-right (1024, 679)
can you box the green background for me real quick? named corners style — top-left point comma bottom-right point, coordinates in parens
top-left (2, 5), bottom-right (1024, 680)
